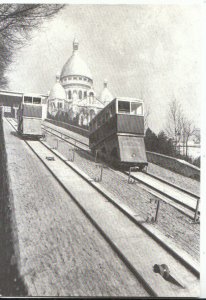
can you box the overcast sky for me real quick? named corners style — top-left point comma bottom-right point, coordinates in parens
top-left (5, 4), bottom-right (201, 133)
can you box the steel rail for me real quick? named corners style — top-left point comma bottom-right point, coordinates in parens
top-left (11, 118), bottom-right (200, 218)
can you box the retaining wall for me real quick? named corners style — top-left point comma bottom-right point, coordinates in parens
top-left (46, 118), bottom-right (89, 137)
top-left (146, 151), bottom-right (200, 180)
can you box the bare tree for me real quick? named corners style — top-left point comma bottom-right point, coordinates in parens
top-left (0, 4), bottom-right (65, 88)
top-left (193, 128), bottom-right (200, 144)
top-left (165, 99), bottom-right (183, 153)
top-left (182, 117), bottom-right (195, 157)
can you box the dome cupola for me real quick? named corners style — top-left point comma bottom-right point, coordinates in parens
top-left (60, 39), bottom-right (93, 81)
top-left (99, 79), bottom-right (113, 105)
top-left (48, 73), bottom-right (66, 100)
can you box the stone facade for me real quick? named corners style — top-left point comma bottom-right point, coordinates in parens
top-left (47, 39), bottom-right (113, 126)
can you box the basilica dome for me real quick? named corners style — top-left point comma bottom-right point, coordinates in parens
top-left (60, 39), bottom-right (92, 80)
top-left (48, 73), bottom-right (66, 100)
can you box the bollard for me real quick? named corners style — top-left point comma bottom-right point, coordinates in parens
top-left (52, 138), bottom-right (59, 150)
top-left (68, 148), bottom-right (75, 162)
top-left (94, 164), bottom-right (103, 182)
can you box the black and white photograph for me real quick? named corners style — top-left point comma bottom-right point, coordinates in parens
top-left (0, 1), bottom-right (205, 298)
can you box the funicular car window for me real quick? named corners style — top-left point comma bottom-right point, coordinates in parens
top-left (102, 114), bottom-right (105, 124)
top-left (109, 103), bottom-right (115, 118)
top-left (93, 120), bottom-right (97, 131)
top-left (105, 109), bottom-right (110, 121)
top-left (118, 101), bottom-right (130, 113)
top-left (33, 97), bottom-right (41, 104)
top-left (97, 118), bottom-right (101, 128)
top-left (131, 102), bottom-right (143, 115)
top-left (24, 96), bottom-right (32, 103)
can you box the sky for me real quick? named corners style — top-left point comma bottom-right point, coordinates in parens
top-left (5, 4), bottom-right (202, 133)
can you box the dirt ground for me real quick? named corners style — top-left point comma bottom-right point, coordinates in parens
top-left (2, 119), bottom-right (149, 297)
top-left (45, 133), bottom-right (200, 261)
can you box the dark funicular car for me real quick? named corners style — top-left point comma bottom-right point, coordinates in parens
top-left (89, 97), bottom-right (148, 170)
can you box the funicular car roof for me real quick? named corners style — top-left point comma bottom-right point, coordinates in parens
top-left (90, 97), bottom-right (144, 124)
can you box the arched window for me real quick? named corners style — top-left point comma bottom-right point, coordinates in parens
top-left (68, 90), bottom-right (72, 99)
top-left (84, 91), bottom-right (87, 98)
top-left (79, 90), bottom-right (82, 99)
top-left (89, 92), bottom-right (94, 97)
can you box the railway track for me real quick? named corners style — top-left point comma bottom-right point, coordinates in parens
top-left (41, 122), bottom-right (200, 220)
top-left (10, 119), bottom-right (200, 219)
top-left (42, 123), bottom-right (89, 150)
top-left (5, 117), bottom-right (200, 297)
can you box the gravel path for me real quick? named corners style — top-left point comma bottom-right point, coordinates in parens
top-left (45, 133), bottom-right (200, 261)
top-left (4, 119), bottom-right (149, 297)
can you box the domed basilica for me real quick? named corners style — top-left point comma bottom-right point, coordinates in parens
top-left (47, 38), bottom-right (113, 127)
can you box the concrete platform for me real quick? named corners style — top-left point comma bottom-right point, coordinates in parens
top-left (129, 171), bottom-right (199, 211)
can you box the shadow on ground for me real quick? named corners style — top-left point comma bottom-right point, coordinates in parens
top-left (0, 118), bottom-right (28, 296)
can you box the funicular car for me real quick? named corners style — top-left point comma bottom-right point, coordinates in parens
top-left (17, 93), bottom-right (43, 138)
top-left (89, 97), bottom-right (148, 170)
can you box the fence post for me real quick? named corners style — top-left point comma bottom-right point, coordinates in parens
top-left (100, 164), bottom-right (103, 182)
top-left (95, 150), bottom-right (98, 163)
top-left (193, 198), bottom-right (200, 223)
top-left (128, 167), bottom-right (135, 184)
top-left (154, 199), bottom-right (160, 222)
top-left (147, 199), bottom-right (161, 223)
